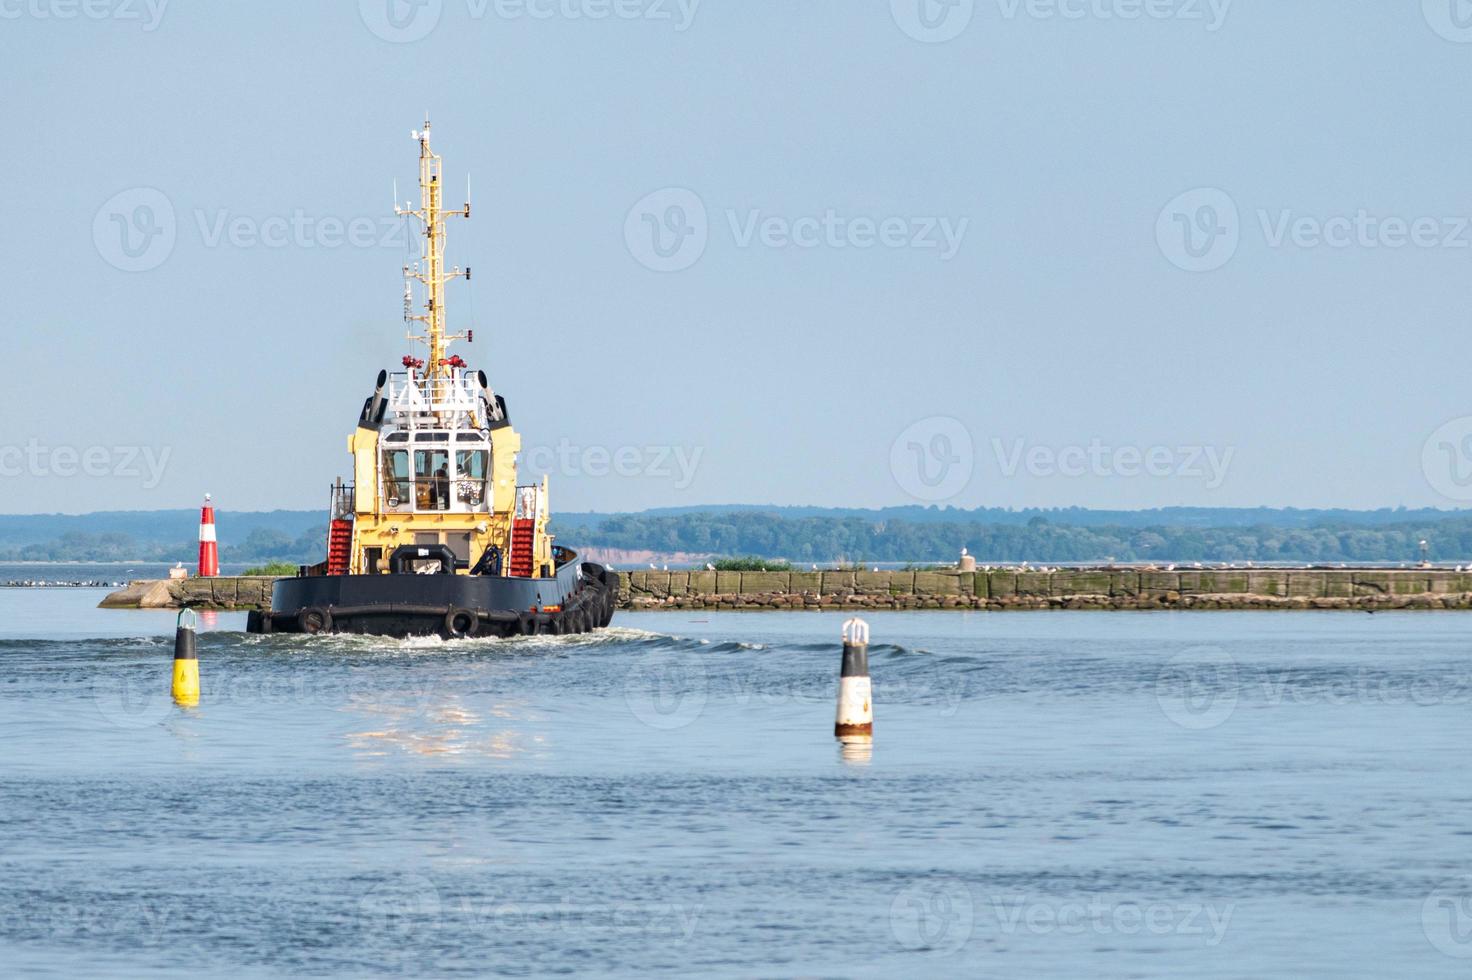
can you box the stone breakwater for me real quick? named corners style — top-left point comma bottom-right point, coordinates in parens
top-left (99, 577), bottom-right (277, 610)
top-left (98, 568), bottom-right (1472, 612)
top-left (617, 568), bottom-right (1472, 611)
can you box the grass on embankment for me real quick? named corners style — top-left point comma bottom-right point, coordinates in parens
top-left (241, 561), bottom-right (299, 577)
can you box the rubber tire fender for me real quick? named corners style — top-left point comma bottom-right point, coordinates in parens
top-left (298, 606), bottom-right (333, 635)
top-left (445, 607), bottom-right (479, 639)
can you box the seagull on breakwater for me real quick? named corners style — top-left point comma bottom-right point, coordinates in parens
top-left (649, 564), bottom-right (657, 570)
top-left (706, 563), bottom-right (716, 571)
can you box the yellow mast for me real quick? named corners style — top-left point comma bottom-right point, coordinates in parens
top-left (397, 119), bottom-right (469, 386)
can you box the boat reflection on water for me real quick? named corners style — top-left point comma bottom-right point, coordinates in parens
top-left (344, 691), bottom-right (544, 761)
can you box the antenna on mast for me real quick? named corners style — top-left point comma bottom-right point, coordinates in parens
top-left (391, 118), bottom-right (475, 388)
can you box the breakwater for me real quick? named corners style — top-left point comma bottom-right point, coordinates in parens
top-left (99, 567), bottom-right (1472, 612)
top-left (619, 568), bottom-right (1472, 611)
top-left (99, 576), bottom-right (277, 610)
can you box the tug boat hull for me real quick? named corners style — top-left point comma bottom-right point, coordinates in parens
top-left (247, 561), bottom-right (617, 640)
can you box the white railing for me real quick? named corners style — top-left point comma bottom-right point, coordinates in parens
top-left (386, 371), bottom-right (480, 419)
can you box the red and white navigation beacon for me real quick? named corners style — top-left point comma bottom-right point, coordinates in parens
top-left (197, 494), bottom-right (220, 578)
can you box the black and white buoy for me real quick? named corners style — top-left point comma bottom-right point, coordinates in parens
top-left (835, 617), bottom-right (872, 739)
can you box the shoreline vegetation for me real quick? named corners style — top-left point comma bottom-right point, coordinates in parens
top-left (9, 506), bottom-right (1472, 566)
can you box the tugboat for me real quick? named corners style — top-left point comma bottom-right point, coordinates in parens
top-left (247, 121), bottom-right (617, 639)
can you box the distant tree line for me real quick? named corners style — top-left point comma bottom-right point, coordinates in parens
top-left (0, 527), bottom-right (328, 564)
top-left (565, 512), bottom-right (1472, 564)
top-left (7, 512), bottom-right (1472, 564)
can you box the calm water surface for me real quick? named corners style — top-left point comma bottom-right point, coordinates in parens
top-left (2, 589), bottom-right (1470, 977)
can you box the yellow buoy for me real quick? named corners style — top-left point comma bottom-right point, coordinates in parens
top-left (172, 609), bottom-right (200, 707)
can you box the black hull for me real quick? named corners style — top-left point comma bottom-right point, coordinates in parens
top-left (247, 560), bottom-right (616, 639)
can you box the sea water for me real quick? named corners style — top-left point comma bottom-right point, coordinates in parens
top-left (1, 588), bottom-right (1470, 977)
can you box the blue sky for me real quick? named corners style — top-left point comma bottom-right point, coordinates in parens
top-left (3, 0), bottom-right (1472, 515)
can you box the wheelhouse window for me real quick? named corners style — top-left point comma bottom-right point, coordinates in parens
top-left (383, 431), bottom-right (489, 513)
top-left (381, 449), bottom-right (411, 510)
top-left (455, 449), bottom-right (489, 510)
top-left (415, 449), bottom-right (450, 511)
